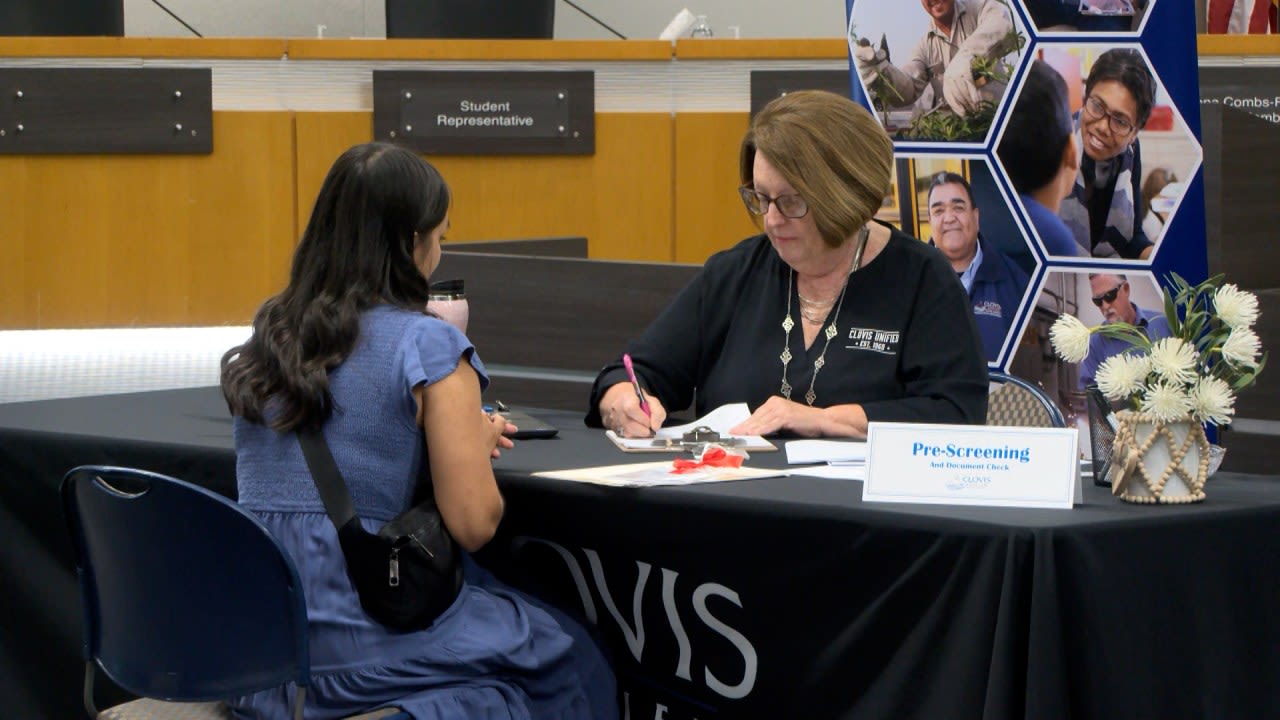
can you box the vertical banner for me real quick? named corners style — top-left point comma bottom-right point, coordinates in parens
top-left (845, 0), bottom-right (1207, 420)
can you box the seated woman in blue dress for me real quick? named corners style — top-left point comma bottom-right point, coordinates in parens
top-left (221, 142), bottom-right (617, 719)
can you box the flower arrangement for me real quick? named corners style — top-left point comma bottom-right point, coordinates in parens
top-left (1049, 274), bottom-right (1266, 425)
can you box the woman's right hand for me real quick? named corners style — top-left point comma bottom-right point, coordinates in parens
top-left (599, 382), bottom-right (666, 437)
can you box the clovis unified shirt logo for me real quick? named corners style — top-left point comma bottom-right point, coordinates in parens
top-left (972, 300), bottom-right (1002, 318)
top-left (845, 327), bottom-right (900, 355)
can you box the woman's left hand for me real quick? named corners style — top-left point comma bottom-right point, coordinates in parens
top-left (730, 396), bottom-right (824, 437)
top-left (731, 397), bottom-right (869, 438)
top-left (486, 411), bottom-right (517, 459)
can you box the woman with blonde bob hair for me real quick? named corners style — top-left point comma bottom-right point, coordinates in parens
top-left (589, 91), bottom-right (987, 439)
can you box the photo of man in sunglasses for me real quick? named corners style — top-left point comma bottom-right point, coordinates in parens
top-left (1076, 272), bottom-right (1170, 389)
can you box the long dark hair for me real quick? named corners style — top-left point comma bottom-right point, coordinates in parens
top-left (221, 142), bottom-right (450, 431)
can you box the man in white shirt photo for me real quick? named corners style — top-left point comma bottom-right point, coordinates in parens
top-left (853, 0), bottom-right (1017, 119)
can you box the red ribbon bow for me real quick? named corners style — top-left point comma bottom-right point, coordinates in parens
top-left (670, 446), bottom-right (745, 474)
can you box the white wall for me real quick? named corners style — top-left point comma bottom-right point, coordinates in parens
top-left (123, 0), bottom-right (847, 40)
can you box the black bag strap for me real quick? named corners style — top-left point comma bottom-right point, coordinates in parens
top-left (297, 426), bottom-right (358, 530)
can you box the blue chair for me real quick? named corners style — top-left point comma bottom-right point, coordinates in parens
top-left (986, 370), bottom-right (1067, 428)
top-left (61, 465), bottom-right (408, 720)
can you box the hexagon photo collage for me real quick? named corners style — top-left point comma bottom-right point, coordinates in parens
top-left (845, 0), bottom-right (1202, 433)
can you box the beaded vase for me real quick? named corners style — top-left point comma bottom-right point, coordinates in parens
top-left (1108, 411), bottom-right (1209, 504)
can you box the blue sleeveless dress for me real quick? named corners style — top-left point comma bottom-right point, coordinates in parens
top-left (229, 305), bottom-right (617, 720)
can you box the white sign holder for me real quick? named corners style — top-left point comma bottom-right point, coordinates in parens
top-left (863, 422), bottom-right (1081, 510)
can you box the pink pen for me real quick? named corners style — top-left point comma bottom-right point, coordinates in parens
top-left (622, 353), bottom-right (652, 418)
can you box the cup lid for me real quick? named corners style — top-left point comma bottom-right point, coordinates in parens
top-left (428, 278), bottom-right (465, 299)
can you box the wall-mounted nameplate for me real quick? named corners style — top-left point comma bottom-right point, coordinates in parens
top-left (749, 70), bottom-right (852, 116)
top-left (1199, 66), bottom-right (1280, 126)
top-left (373, 70), bottom-right (594, 155)
top-left (0, 68), bottom-right (212, 154)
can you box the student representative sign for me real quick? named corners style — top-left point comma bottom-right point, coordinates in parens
top-left (373, 70), bottom-right (594, 155)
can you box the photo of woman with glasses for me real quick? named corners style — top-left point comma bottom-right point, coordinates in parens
top-left (1059, 47), bottom-right (1158, 259)
top-left (586, 91), bottom-right (988, 440)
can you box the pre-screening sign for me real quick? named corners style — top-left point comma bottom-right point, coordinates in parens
top-left (864, 423), bottom-right (1079, 509)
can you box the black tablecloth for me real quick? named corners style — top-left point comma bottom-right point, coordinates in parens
top-left (1, 387), bottom-right (1278, 719)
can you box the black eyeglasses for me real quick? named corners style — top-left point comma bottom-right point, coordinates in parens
top-left (1082, 95), bottom-right (1136, 135)
top-left (739, 186), bottom-right (809, 219)
top-left (1091, 283), bottom-right (1125, 307)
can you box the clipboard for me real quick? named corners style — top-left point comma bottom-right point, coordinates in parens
top-left (606, 426), bottom-right (777, 453)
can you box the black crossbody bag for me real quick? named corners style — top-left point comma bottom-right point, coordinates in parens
top-left (298, 427), bottom-right (462, 632)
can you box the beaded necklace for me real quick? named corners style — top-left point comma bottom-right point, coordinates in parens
top-left (780, 226), bottom-right (869, 406)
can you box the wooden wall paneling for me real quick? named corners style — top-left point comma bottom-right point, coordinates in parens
top-left (294, 112), bottom-right (673, 262)
top-left (0, 159), bottom-right (28, 327)
top-left (432, 112), bottom-right (672, 261)
top-left (0, 111), bottom-right (295, 328)
top-left (188, 112), bottom-right (297, 325)
top-left (1197, 35), bottom-right (1280, 55)
top-left (673, 38), bottom-right (848, 60)
top-left (0, 154), bottom-right (113, 328)
top-left (286, 39), bottom-right (673, 62)
top-left (294, 111), bottom-right (373, 237)
top-left (0, 37), bottom-right (288, 59)
top-left (673, 112), bottom-right (758, 265)
top-left (578, 112), bottom-right (672, 261)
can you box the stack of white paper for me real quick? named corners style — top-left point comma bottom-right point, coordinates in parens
top-left (785, 439), bottom-right (868, 481)
top-left (785, 440), bottom-right (868, 464)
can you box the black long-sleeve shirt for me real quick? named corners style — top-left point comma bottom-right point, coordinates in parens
top-left (586, 225), bottom-right (989, 429)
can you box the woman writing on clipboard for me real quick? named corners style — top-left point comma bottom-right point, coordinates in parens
top-left (587, 91), bottom-right (988, 440)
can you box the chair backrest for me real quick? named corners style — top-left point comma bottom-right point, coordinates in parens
top-left (986, 370), bottom-right (1067, 428)
top-left (1084, 383), bottom-right (1118, 481)
top-left (61, 465), bottom-right (309, 713)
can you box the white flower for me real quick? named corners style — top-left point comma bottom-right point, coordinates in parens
top-left (1214, 284), bottom-right (1260, 329)
top-left (1095, 352), bottom-right (1150, 401)
top-left (1189, 376), bottom-right (1236, 426)
top-left (1221, 328), bottom-right (1262, 368)
top-left (1148, 337), bottom-right (1199, 385)
top-left (1049, 314), bottom-right (1091, 363)
top-left (1139, 380), bottom-right (1194, 423)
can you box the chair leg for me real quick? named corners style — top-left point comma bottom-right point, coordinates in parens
top-left (83, 662), bottom-right (100, 719)
top-left (292, 686), bottom-right (307, 720)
